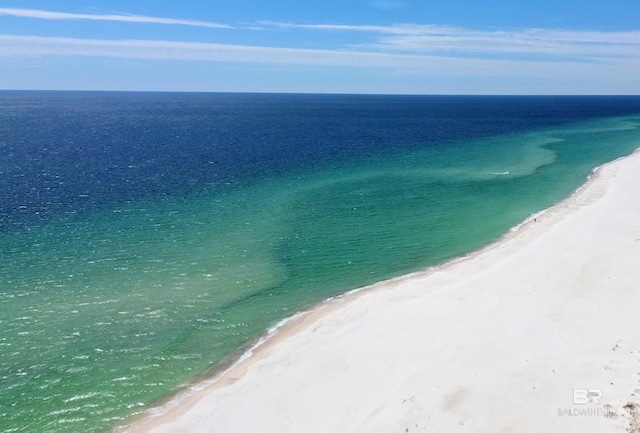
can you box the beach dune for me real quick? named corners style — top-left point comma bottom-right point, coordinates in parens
top-left (124, 149), bottom-right (640, 433)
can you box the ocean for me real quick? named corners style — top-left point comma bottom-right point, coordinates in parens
top-left (1, 92), bottom-right (640, 433)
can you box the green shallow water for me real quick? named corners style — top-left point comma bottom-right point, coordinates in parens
top-left (1, 115), bottom-right (640, 432)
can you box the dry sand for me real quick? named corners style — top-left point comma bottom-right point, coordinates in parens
top-left (122, 149), bottom-right (640, 433)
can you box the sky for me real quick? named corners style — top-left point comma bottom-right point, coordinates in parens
top-left (0, 0), bottom-right (638, 94)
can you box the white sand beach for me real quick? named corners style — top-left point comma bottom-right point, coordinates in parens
top-left (123, 149), bottom-right (640, 433)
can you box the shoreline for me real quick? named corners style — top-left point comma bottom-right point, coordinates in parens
top-left (119, 147), bottom-right (640, 433)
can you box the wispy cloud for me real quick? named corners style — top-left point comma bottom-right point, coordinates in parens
top-left (0, 7), bottom-right (231, 29)
top-left (261, 22), bottom-right (640, 60)
top-left (258, 21), bottom-right (442, 34)
top-left (0, 34), bottom-right (635, 80)
top-left (0, 34), bottom-right (452, 68)
top-left (374, 27), bottom-right (640, 59)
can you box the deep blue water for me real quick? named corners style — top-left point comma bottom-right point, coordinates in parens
top-left (3, 92), bottom-right (640, 227)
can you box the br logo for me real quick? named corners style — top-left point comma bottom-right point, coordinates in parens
top-left (573, 389), bottom-right (603, 405)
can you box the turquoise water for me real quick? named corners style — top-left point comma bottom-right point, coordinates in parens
top-left (1, 94), bottom-right (639, 432)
